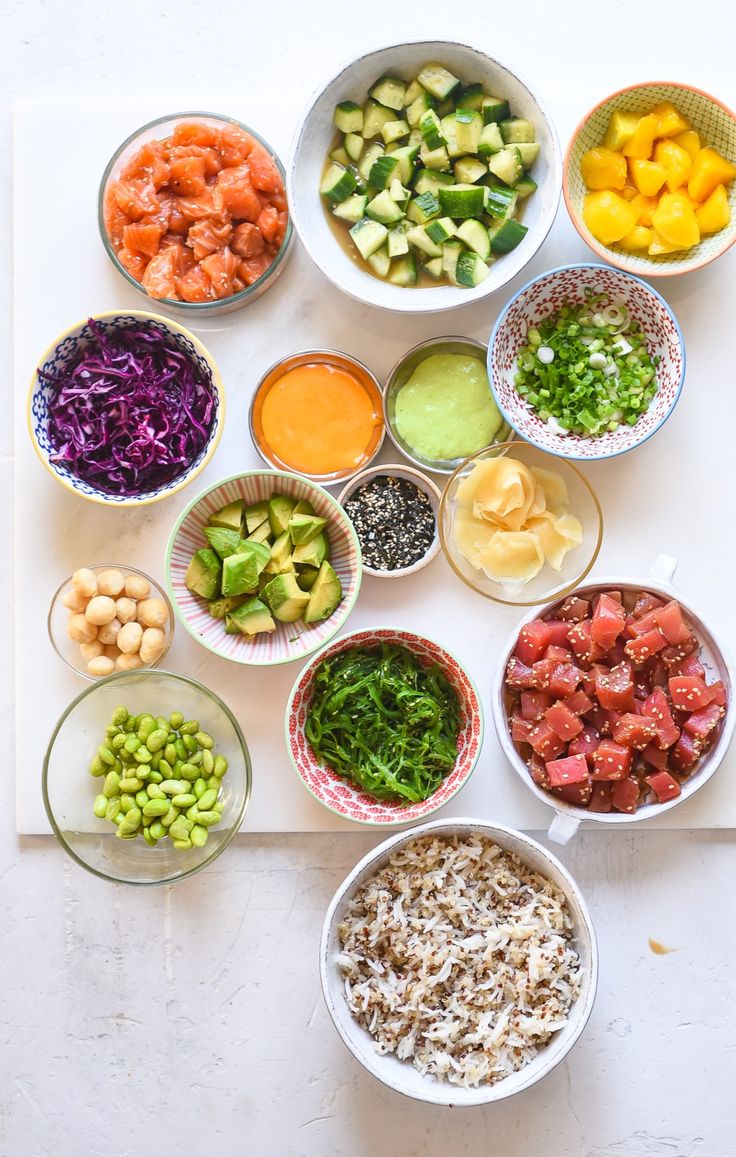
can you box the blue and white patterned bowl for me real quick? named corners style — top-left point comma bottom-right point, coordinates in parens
top-left (28, 311), bottom-right (225, 506)
top-left (487, 263), bottom-right (685, 461)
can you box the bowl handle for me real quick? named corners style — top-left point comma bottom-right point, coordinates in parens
top-left (647, 553), bottom-right (678, 585)
top-left (547, 811), bottom-right (581, 845)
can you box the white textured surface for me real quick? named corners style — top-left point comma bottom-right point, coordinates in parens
top-left (2, 2), bottom-right (735, 1154)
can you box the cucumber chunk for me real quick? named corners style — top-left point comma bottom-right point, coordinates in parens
top-left (516, 142), bottom-right (541, 169)
top-left (440, 114), bottom-right (463, 158)
top-left (413, 170), bottom-right (454, 195)
top-left (334, 101), bottom-right (363, 134)
top-left (387, 252), bottom-right (418, 285)
top-left (487, 147), bottom-right (523, 186)
top-left (484, 184), bottom-right (517, 219)
top-left (363, 99), bottom-right (395, 139)
top-left (419, 142), bottom-right (452, 171)
top-left (369, 154), bottom-right (399, 189)
top-left (381, 119), bottom-right (410, 145)
top-left (417, 63), bottom-right (461, 101)
top-left (455, 251), bottom-right (489, 287)
top-left (419, 108), bottom-right (445, 150)
top-left (407, 91), bottom-right (435, 127)
top-left (482, 96), bottom-right (511, 124)
top-left (425, 216), bottom-right (457, 244)
top-left (333, 193), bottom-right (369, 223)
top-left (456, 83), bottom-right (484, 111)
top-left (367, 244), bottom-right (391, 277)
top-left (349, 217), bottom-right (389, 259)
top-left (454, 156), bottom-right (487, 184)
top-left (456, 218), bottom-right (491, 260)
top-left (489, 219), bottom-right (528, 254)
top-left (344, 132), bottom-right (364, 163)
top-left (320, 162), bottom-right (357, 204)
top-left (387, 225), bottom-right (410, 257)
top-left (438, 183), bottom-right (485, 218)
top-left (389, 144), bottom-right (419, 184)
top-left (500, 118), bottom-right (536, 144)
top-left (406, 191), bottom-right (441, 224)
top-left (369, 76), bottom-right (407, 111)
top-left (366, 189), bottom-right (406, 224)
top-left (424, 256), bottom-right (444, 278)
top-left (389, 178), bottom-right (410, 205)
top-left (478, 123), bottom-right (504, 156)
top-left (454, 110), bottom-right (483, 154)
top-left (515, 174), bottom-right (538, 198)
top-left (441, 240), bottom-right (463, 282)
top-left (358, 142), bottom-right (384, 182)
top-left (406, 225), bottom-right (442, 258)
top-left (404, 78), bottom-right (424, 106)
top-left (330, 146), bottom-right (350, 167)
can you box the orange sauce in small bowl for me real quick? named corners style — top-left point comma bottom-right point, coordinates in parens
top-left (250, 351), bottom-right (384, 482)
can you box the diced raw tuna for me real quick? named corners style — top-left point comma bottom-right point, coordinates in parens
top-left (633, 592), bottom-right (665, 618)
top-left (662, 636), bottom-right (699, 668)
top-left (530, 658), bottom-right (558, 690)
top-left (544, 645), bottom-right (573, 662)
top-left (646, 770), bottom-right (682, 803)
top-left (611, 777), bottom-right (640, 813)
top-left (548, 663), bottom-right (583, 698)
top-left (515, 620), bottom-right (553, 666)
top-left (505, 657), bottom-right (536, 689)
top-left (595, 662), bottom-right (635, 712)
top-left (556, 596), bottom-right (591, 622)
top-left (669, 731), bottom-right (702, 772)
top-left (520, 690), bottom-right (553, 720)
top-left (642, 687), bottom-right (680, 750)
top-left (554, 779), bottom-right (593, 805)
top-left (588, 782), bottom-right (613, 812)
top-left (613, 713), bottom-right (658, 749)
top-left (669, 676), bottom-right (713, 712)
top-left (641, 743), bottom-right (669, 770)
top-left (707, 681), bottom-right (727, 707)
top-left (528, 721), bottom-right (567, 760)
top-left (585, 704), bottom-right (612, 735)
top-left (592, 739), bottom-right (633, 781)
top-left (590, 592), bottom-right (627, 649)
top-left (568, 724), bottom-right (601, 764)
top-left (624, 630), bottom-right (667, 665)
top-left (528, 754), bottom-right (550, 788)
top-left (544, 620), bottom-right (572, 647)
top-left (683, 703), bottom-right (724, 740)
top-left (544, 701), bottom-right (585, 741)
top-left (545, 754), bottom-right (590, 787)
top-left (671, 653), bottom-right (706, 680)
top-left (511, 716), bottom-right (536, 744)
top-left (568, 620), bottom-right (604, 666)
top-left (653, 600), bottom-right (691, 645)
top-left (565, 690), bottom-right (594, 716)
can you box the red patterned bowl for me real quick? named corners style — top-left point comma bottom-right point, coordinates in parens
top-left (285, 627), bottom-right (484, 825)
top-left (488, 263), bottom-right (685, 461)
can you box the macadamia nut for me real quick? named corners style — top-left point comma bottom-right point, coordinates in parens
top-left (117, 621), bottom-right (143, 654)
top-left (62, 587), bottom-right (88, 614)
top-left (72, 568), bottom-right (97, 598)
top-left (115, 652), bottom-right (144, 672)
top-left (124, 574), bottom-right (151, 601)
top-left (85, 596), bottom-right (117, 626)
top-left (79, 639), bottom-right (104, 662)
top-left (139, 627), bottom-right (166, 665)
top-left (87, 656), bottom-right (115, 678)
top-left (68, 614), bottom-right (97, 644)
top-left (115, 597), bottom-right (137, 624)
top-left (96, 569), bottom-right (125, 598)
top-left (97, 618), bottom-right (122, 646)
top-left (136, 598), bottom-right (169, 628)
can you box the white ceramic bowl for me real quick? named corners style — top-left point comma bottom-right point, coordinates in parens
top-left (491, 555), bottom-right (736, 843)
top-left (320, 816), bottom-right (598, 1105)
top-left (337, 463), bottom-right (441, 578)
top-left (488, 263), bottom-right (685, 461)
top-left (288, 40), bottom-right (561, 314)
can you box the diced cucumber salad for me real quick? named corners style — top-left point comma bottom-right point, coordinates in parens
top-left (319, 63), bottom-right (540, 288)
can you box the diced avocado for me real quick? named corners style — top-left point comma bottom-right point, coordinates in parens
top-left (244, 500), bottom-right (269, 534)
top-left (291, 499), bottom-right (316, 518)
top-left (296, 566), bottom-right (321, 591)
top-left (303, 562), bottom-right (343, 624)
top-left (208, 595), bottom-right (248, 620)
top-left (208, 500), bottom-right (244, 533)
top-left (185, 548), bottom-right (222, 600)
top-left (203, 526), bottom-right (246, 560)
top-left (246, 521), bottom-right (272, 545)
top-left (264, 530), bottom-right (294, 575)
top-left (224, 614), bottom-right (243, 635)
top-left (268, 494), bottom-right (297, 537)
top-left (262, 573), bottom-right (310, 623)
top-left (228, 597), bottom-right (276, 636)
top-left (292, 531), bottom-right (328, 568)
top-left (221, 542), bottom-right (271, 596)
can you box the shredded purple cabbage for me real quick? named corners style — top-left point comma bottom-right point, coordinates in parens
top-left (39, 319), bottom-right (217, 496)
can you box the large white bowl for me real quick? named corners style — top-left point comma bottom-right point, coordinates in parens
top-left (491, 555), bottom-right (736, 844)
top-left (288, 40), bottom-right (562, 314)
top-left (320, 817), bottom-right (598, 1105)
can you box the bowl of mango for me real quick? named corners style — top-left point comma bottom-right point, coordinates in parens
top-left (564, 82), bottom-right (736, 276)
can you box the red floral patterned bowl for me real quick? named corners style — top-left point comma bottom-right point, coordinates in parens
top-left (285, 626), bottom-right (484, 825)
top-left (488, 263), bottom-right (685, 461)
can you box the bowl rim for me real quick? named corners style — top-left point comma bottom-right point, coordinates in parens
top-left (41, 667), bottom-right (252, 886)
top-left (97, 110), bottom-right (294, 311)
top-left (287, 38), bottom-right (562, 314)
top-left (48, 562), bottom-right (175, 681)
top-left (382, 334), bottom-right (513, 475)
top-left (438, 440), bottom-right (604, 607)
top-left (165, 468), bottom-right (363, 667)
top-left (490, 572), bottom-right (736, 826)
top-left (283, 624), bottom-right (484, 826)
top-left (563, 80), bottom-right (736, 276)
top-left (27, 309), bottom-right (225, 507)
top-left (248, 347), bottom-right (386, 484)
top-left (486, 262), bottom-right (686, 461)
top-left (319, 815), bottom-right (599, 1104)
top-left (336, 462), bottom-right (442, 578)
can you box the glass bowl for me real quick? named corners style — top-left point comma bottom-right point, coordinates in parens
top-left (98, 111), bottom-right (293, 316)
top-left (439, 441), bottom-right (603, 607)
top-left (48, 563), bottom-right (174, 680)
top-left (383, 336), bottom-right (513, 475)
top-left (249, 349), bottom-right (385, 485)
top-left (43, 669), bottom-right (251, 886)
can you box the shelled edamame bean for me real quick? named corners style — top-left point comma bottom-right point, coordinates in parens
top-left (90, 706), bottom-right (229, 850)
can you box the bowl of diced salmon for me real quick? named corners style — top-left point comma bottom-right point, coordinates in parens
top-left (99, 112), bottom-right (293, 314)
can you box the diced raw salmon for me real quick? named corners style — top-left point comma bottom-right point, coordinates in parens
top-left (121, 140), bottom-right (170, 188)
top-left (168, 155), bottom-right (208, 197)
top-left (112, 178), bottom-right (161, 221)
top-left (116, 247), bottom-right (147, 279)
top-left (238, 253), bottom-right (271, 285)
top-left (187, 216), bottom-right (233, 260)
top-left (176, 265), bottom-right (216, 302)
top-left (201, 247), bottom-right (239, 298)
top-left (123, 222), bottom-right (163, 258)
top-left (141, 249), bottom-right (178, 299)
top-left (249, 142), bottom-right (282, 193)
top-left (231, 222), bottom-right (265, 258)
top-left (172, 121), bottom-right (219, 148)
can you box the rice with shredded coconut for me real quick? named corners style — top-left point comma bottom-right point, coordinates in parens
top-left (336, 833), bottom-right (581, 1087)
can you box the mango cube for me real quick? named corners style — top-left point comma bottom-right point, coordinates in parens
top-left (648, 229), bottom-right (684, 255)
top-left (580, 146), bottom-right (627, 190)
top-left (629, 159), bottom-right (667, 197)
top-left (619, 225), bottom-right (653, 252)
top-left (583, 190), bottom-right (639, 245)
top-left (695, 183), bottom-right (731, 233)
top-left (621, 185), bottom-right (638, 201)
top-left (623, 115), bottom-right (660, 160)
top-left (654, 139), bottom-right (693, 191)
top-left (631, 193), bottom-right (658, 226)
top-left (650, 101), bottom-right (691, 138)
top-left (603, 110), bottom-right (640, 152)
top-left (688, 147), bottom-right (736, 202)
top-left (673, 129), bottom-right (701, 161)
top-left (652, 191), bottom-right (701, 248)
